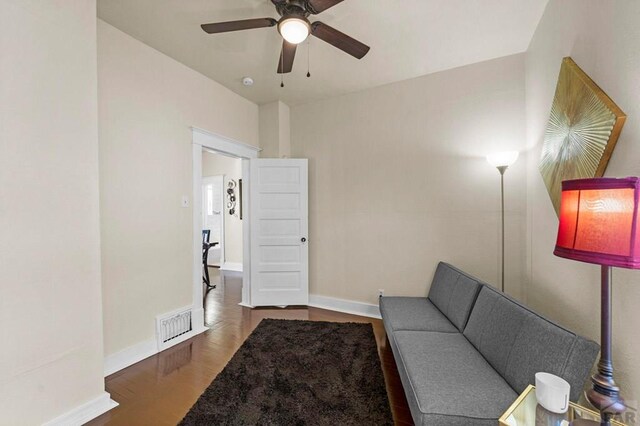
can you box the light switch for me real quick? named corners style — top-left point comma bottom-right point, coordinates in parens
top-left (181, 196), bottom-right (189, 208)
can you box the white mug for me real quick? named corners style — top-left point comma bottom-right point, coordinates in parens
top-left (535, 372), bottom-right (571, 414)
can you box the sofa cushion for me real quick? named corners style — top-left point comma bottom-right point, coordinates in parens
top-left (463, 286), bottom-right (599, 402)
top-left (379, 297), bottom-right (458, 335)
top-left (428, 262), bottom-right (483, 331)
top-left (394, 331), bottom-right (518, 426)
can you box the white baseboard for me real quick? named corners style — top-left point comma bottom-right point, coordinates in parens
top-left (104, 306), bottom-right (208, 377)
top-left (42, 392), bottom-right (118, 426)
top-left (104, 338), bottom-right (157, 377)
top-left (220, 262), bottom-right (243, 272)
top-left (191, 307), bottom-right (206, 334)
top-left (309, 294), bottom-right (381, 319)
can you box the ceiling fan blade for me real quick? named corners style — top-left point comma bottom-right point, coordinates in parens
top-left (277, 41), bottom-right (297, 74)
top-left (307, 0), bottom-right (344, 14)
top-left (201, 18), bottom-right (277, 34)
top-left (311, 21), bottom-right (370, 59)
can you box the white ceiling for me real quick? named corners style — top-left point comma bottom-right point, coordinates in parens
top-left (97, 0), bottom-right (549, 106)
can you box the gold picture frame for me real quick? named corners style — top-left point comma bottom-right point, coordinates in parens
top-left (539, 57), bottom-right (626, 215)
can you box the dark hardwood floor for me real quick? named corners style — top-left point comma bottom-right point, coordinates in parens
top-left (88, 269), bottom-right (413, 425)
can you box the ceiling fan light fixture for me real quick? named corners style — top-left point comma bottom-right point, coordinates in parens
top-left (278, 17), bottom-right (310, 44)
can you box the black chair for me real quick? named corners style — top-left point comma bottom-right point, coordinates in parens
top-left (202, 230), bottom-right (218, 288)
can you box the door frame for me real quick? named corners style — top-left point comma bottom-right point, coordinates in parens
top-left (192, 127), bottom-right (260, 329)
top-left (202, 175), bottom-right (224, 266)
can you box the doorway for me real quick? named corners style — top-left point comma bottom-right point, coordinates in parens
top-left (201, 148), bottom-right (245, 305)
top-left (191, 127), bottom-right (309, 329)
top-left (191, 127), bottom-right (260, 330)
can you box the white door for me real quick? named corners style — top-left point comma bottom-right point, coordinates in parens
top-left (250, 159), bottom-right (308, 306)
top-left (202, 176), bottom-right (224, 265)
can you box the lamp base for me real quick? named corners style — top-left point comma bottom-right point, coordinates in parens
top-left (568, 379), bottom-right (626, 426)
top-left (584, 386), bottom-right (626, 426)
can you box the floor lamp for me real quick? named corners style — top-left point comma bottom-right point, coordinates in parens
top-left (554, 177), bottom-right (639, 426)
top-left (486, 151), bottom-right (519, 293)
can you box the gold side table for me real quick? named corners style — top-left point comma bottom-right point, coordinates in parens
top-left (499, 385), bottom-right (627, 426)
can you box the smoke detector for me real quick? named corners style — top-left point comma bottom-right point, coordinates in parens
top-left (242, 77), bottom-right (254, 87)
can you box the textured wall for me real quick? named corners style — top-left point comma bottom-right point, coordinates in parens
top-left (291, 54), bottom-right (527, 305)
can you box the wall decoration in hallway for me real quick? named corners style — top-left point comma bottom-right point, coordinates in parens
top-left (227, 180), bottom-right (237, 217)
top-left (538, 57), bottom-right (626, 216)
top-left (239, 179), bottom-right (243, 220)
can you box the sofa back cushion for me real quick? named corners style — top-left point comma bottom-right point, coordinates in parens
top-left (427, 262), bottom-right (483, 332)
top-left (463, 286), bottom-right (599, 401)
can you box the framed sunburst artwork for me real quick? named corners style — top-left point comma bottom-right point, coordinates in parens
top-left (539, 57), bottom-right (626, 216)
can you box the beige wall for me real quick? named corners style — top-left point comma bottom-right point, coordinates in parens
top-left (259, 101), bottom-right (291, 158)
top-left (291, 54), bottom-right (528, 305)
top-left (279, 102), bottom-right (291, 158)
top-left (202, 151), bottom-right (243, 264)
top-left (525, 0), bottom-right (640, 403)
top-left (0, 0), bottom-right (107, 424)
top-left (97, 20), bottom-right (258, 357)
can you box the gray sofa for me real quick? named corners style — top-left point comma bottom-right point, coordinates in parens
top-left (380, 262), bottom-right (599, 426)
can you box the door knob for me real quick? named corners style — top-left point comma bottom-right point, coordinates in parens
top-left (301, 237), bottom-right (307, 243)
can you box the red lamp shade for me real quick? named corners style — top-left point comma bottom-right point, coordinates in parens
top-left (554, 177), bottom-right (640, 269)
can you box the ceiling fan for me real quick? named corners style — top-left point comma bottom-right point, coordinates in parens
top-left (200, 0), bottom-right (370, 74)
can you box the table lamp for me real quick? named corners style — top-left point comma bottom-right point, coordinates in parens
top-left (487, 150), bottom-right (519, 292)
top-left (554, 177), bottom-right (639, 426)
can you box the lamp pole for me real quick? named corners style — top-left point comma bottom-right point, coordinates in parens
top-left (498, 165), bottom-right (507, 292)
top-left (586, 265), bottom-right (625, 426)
top-left (486, 150), bottom-right (518, 294)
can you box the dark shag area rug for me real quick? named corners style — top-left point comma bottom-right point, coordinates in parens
top-left (179, 319), bottom-right (393, 426)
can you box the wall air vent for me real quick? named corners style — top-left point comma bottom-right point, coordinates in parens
top-left (156, 307), bottom-right (193, 351)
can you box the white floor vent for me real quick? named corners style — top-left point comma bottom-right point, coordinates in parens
top-left (156, 307), bottom-right (193, 351)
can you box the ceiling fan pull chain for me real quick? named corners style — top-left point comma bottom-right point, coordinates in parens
top-left (307, 38), bottom-right (311, 78)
